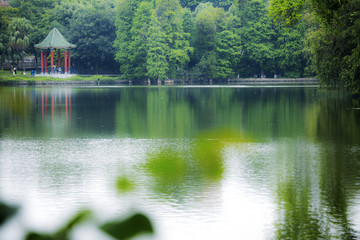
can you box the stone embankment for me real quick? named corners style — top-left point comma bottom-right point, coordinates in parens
top-left (227, 78), bottom-right (319, 84)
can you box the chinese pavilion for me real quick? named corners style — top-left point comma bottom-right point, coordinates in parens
top-left (35, 27), bottom-right (76, 74)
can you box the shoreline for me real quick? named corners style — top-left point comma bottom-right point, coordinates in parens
top-left (0, 75), bottom-right (319, 86)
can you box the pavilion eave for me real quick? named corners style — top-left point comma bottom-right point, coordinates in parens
top-left (35, 27), bottom-right (76, 50)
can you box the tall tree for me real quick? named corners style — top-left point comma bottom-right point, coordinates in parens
top-left (240, 0), bottom-right (276, 78)
top-left (114, 0), bottom-right (134, 78)
top-left (127, 1), bottom-right (153, 79)
top-left (215, 29), bottom-right (241, 79)
top-left (155, 0), bottom-right (193, 79)
top-left (273, 20), bottom-right (307, 78)
top-left (193, 3), bottom-right (225, 80)
top-left (8, 17), bottom-right (33, 74)
top-left (146, 10), bottom-right (169, 81)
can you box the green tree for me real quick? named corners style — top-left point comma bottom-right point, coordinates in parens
top-left (114, 0), bottom-right (134, 78)
top-left (47, 0), bottom-right (80, 35)
top-left (146, 10), bottom-right (169, 81)
top-left (8, 17), bottom-right (33, 74)
top-left (193, 3), bottom-right (225, 80)
top-left (196, 51), bottom-right (217, 80)
top-left (305, 0), bottom-right (360, 93)
top-left (0, 7), bottom-right (18, 66)
top-left (270, 0), bottom-right (360, 93)
top-left (10, 0), bottom-right (57, 62)
top-left (68, 2), bottom-right (118, 73)
top-left (273, 20), bottom-right (307, 78)
top-left (127, 1), bottom-right (153, 79)
top-left (215, 30), bottom-right (241, 79)
top-left (179, 0), bottom-right (233, 11)
top-left (240, 0), bottom-right (275, 78)
top-left (269, 0), bottom-right (304, 25)
top-left (155, 0), bottom-right (192, 79)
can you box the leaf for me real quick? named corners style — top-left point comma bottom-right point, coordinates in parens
top-left (0, 202), bottom-right (18, 226)
top-left (25, 210), bottom-right (91, 240)
top-left (54, 209), bottom-right (91, 239)
top-left (25, 232), bottom-right (53, 240)
top-left (101, 213), bottom-right (154, 240)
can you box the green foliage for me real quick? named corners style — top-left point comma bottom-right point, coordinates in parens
top-left (8, 17), bottom-right (32, 51)
top-left (8, 17), bottom-right (33, 73)
top-left (270, 0), bottom-right (360, 93)
top-left (0, 200), bottom-right (153, 240)
top-left (101, 213), bottom-right (154, 240)
top-left (273, 20), bottom-right (307, 77)
top-left (194, 3), bottom-right (222, 60)
top-left (146, 10), bottom-right (169, 80)
top-left (193, 138), bottom-right (224, 180)
top-left (11, 0), bottom-right (57, 58)
top-left (195, 51), bottom-right (217, 80)
top-left (25, 210), bottom-right (91, 240)
top-left (114, 0), bottom-right (134, 78)
top-left (143, 148), bottom-right (187, 185)
top-left (68, 2), bottom-right (118, 74)
top-left (239, 0), bottom-right (276, 77)
top-left (141, 128), bottom-right (250, 194)
top-left (216, 30), bottom-right (241, 79)
top-left (269, 0), bottom-right (304, 25)
top-left (192, 3), bottom-right (227, 79)
top-left (0, 202), bottom-right (17, 225)
top-left (116, 175), bottom-right (136, 193)
top-left (155, 0), bottom-right (192, 79)
top-left (305, 0), bottom-right (360, 93)
top-left (0, 7), bottom-right (19, 64)
top-left (128, 1), bottom-right (153, 80)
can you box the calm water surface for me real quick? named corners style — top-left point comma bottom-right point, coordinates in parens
top-left (0, 85), bottom-right (360, 239)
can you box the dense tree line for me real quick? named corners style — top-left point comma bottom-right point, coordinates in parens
top-left (2, 0), bottom-right (359, 93)
top-left (270, 0), bottom-right (360, 94)
top-left (0, 0), bottom-right (308, 77)
top-left (114, 0), bottom-right (309, 81)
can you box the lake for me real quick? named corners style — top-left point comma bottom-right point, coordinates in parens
top-left (0, 85), bottom-right (360, 240)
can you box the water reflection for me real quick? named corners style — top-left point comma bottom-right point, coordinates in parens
top-left (0, 86), bottom-right (360, 239)
top-left (40, 90), bottom-right (72, 123)
top-left (271, 140), bottom-right (360, 239)
top-left (1, 86), bottom-right (359, 141)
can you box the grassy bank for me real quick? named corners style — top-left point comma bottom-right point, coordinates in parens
top-left (0, 74), bottom-right (126, 85)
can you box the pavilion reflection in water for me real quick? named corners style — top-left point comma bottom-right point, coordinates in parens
top-left (41, 89), bottom-right (72, 123)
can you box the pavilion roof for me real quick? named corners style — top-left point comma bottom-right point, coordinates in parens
top-left (35, 27), bottom-right (76, 49)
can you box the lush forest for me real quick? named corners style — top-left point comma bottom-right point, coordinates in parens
top-left (0, 0), bottom-right (359, 92)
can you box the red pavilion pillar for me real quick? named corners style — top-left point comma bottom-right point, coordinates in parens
top-left (50, 49), bottom-right (54, 73)
top-left (64, 49), bottom-right (68, 74)
top-left (44, 51), bottom-right (48, 74)
top-left (40, 50), bottom-right (44, 74)
top-left (68, 50), bottom-right (71, 74)
top-left (58, 50), bottom-right (61, 68)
